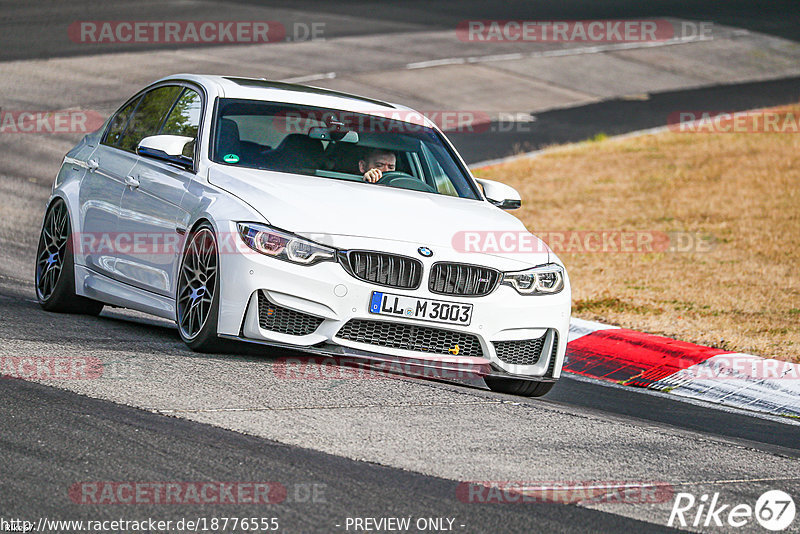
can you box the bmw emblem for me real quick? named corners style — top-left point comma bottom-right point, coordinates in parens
top-left (418, 247), bottom-right (433, 257)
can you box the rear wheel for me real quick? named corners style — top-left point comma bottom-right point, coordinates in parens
top-left (176, 223), bottom-right (227, 352)
top-left (484, 377), bottom-right (555, 397)
top-left (35, 199), bottom-right (104, 315)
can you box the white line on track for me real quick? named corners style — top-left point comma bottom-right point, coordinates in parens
top-left (669, 476), bottom-right (800, 487)
top-left (406, 36), bottom-right (715, 70)
top-left (281, 71), bottom-right (337, 83)
top-left (279, 35), bottom-right (714, 90)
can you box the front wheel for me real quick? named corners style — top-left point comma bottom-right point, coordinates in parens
top-left (176, 223), bottom-right (228, 352)
top-left (35, 198), bottom-right (104, 315)
top-left (484, 376), bottom-right (555, 397)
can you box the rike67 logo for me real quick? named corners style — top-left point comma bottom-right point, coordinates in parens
top-left (668, 490), bottom-right (796, 531)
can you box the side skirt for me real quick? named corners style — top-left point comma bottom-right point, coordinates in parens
top-left (75, 265), bottom-right (176, 321)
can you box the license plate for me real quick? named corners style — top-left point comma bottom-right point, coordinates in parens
top-left (369, 291), bottom-right (473, 326)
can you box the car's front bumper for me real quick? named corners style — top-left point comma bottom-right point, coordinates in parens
top-left (216, 229), bottom-right (571, 380)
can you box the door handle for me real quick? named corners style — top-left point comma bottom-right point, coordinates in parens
top-left (87, 158), bottom-right (99, 172)
top-left (125, 175), bottom-right (140, 189)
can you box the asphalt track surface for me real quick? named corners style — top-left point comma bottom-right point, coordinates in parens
top-left (2, 378), bottom-right (676, 533)
top-left (3, 0), bottom-right (799, 61)
top-left (452, 76), bottom-right (800, 164)
top-left (1, 1), bottom-right (800, 532)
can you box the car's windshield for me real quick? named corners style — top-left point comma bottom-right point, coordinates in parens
top-left (212, 99), bottom-right (480, 200)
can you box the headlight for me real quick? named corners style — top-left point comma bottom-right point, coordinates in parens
top-left (502, 264), bottom-right (565, 295)
top-left (237, 222), bottom-right (336, 266)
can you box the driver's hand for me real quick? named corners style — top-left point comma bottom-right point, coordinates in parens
top-left (363, 168), bottom-right (382, 183)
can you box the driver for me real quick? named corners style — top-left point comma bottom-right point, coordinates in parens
top-left (359, 148), bottom-right (396, 183)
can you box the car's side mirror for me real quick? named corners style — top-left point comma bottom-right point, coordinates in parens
top-left (474, 178), bottom-right (522, 210)
top-left (137, 135), bottom-right (195, 170)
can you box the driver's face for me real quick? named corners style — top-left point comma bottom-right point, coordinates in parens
top-left (364, 153), bottom-right (396, 172)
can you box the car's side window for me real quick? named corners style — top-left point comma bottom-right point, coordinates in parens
top-left (160, 88), bottom-right (202, 157)
top-left (116, 85), bottom-right (183, 153)
top-left (420, 142), bottom-right (458, 197)
top-left (103, 96), bottom-right (141, 148)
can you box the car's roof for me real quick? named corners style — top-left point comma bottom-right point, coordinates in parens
top-left (156, 74), bottom-right (432, 125)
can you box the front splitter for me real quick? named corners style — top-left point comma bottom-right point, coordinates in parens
top-left (218, 334), bottom-right (557, 385)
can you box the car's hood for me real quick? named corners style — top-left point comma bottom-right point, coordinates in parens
top-left (209, 166), bottom-right (550, 264)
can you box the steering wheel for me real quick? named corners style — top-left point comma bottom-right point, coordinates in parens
top-left (375, 171), bottom-right (437, 193)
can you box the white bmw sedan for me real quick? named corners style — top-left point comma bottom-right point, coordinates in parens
top-left (35, 74), bottom-right (570, 397)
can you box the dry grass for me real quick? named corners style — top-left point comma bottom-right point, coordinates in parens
top-left (475, 105), bottom-right (800, 363)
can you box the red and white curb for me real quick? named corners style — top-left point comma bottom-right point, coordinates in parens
top-left (566, 318), bottom-right (800, 419)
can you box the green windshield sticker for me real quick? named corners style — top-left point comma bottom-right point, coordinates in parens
top-left (223, 153), bottom-right (240, 164)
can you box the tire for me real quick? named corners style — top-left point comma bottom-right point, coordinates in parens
top-left (176, 223), bottom-right (229, 352)
top-left (484, 376), bottom-right (555, 397)
top-left (35, 198), bottom-right (104, 315)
